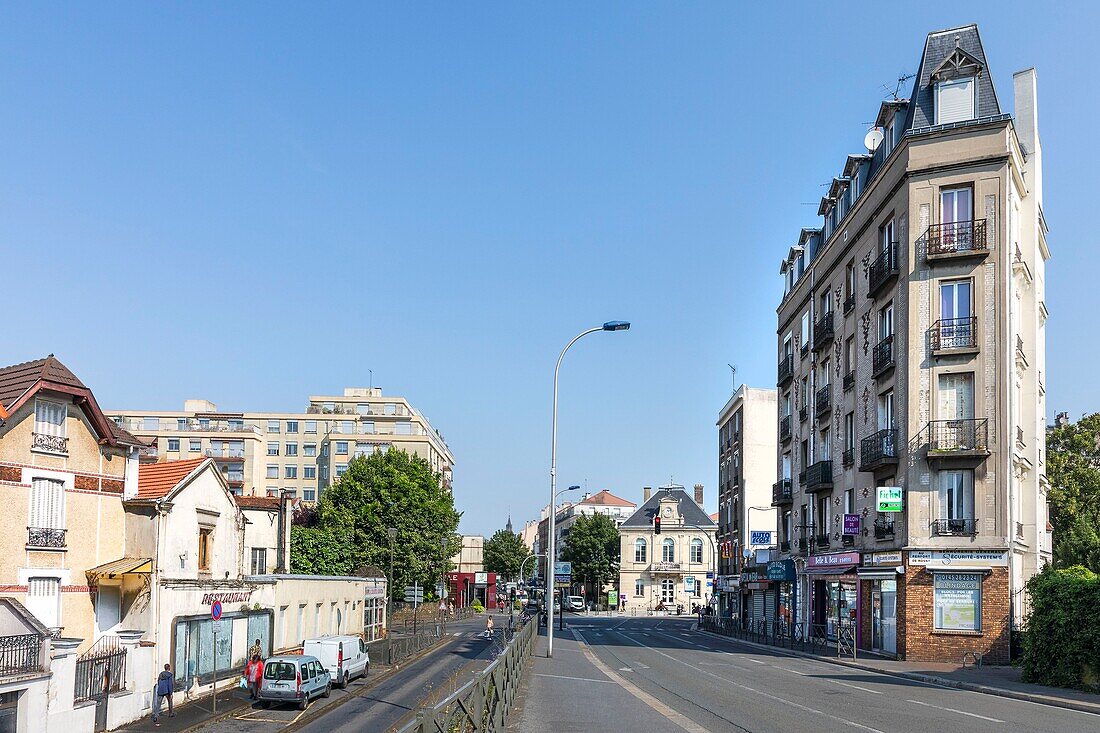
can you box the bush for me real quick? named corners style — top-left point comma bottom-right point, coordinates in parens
top-left (471, 600), bottom-right (485, 613)
top-left (1022, 565), bottom-right (1100, 690)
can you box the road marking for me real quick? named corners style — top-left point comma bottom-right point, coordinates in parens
top-left (778, 667), bottom-right (811, 676)
top-left (534, 673), bottom-right (617, 684)
top-left (830, 680), bottom-right (882, 695)
top-left (748, 659), bottom-right (766, 665)
top-left (619, 667), bottom-right (633, 672)
top-left (906, 699), bottom-right (1004, 723)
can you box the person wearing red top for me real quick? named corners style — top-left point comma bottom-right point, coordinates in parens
top-left (245, 655), bottom-right (265, 700)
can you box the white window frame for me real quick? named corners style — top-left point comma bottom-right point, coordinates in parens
top-left (661, 538), bottom-right (675, 563)
top-left (634, 538), bottom-right (647, 563)
top-left (189, 439), bottom-right (201, 453)
top-left (935, 76), bottom-right (976, 125)
top-left (689, 538), bottom-right (704, 564)
top-left (167, 438), bottom-right (180, 452)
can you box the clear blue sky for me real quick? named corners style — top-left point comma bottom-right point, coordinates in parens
top-left (2, 3), bottom-right (1097, 537)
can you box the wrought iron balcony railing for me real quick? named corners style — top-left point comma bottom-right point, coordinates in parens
top-left (778, 354), bottom-right (794, 386)
top-left (872, 335), bottom-right (894, 377)
top-left (931, 518), bottom-right (978, 537)
top-left (772, 479), bottom-right (793, 505)
top-left (928, 419), bottom-right (989, 455)
top-left (31, 433), bottom-right (68, 454)
top-left (815, 384), bottom-right (831, 418)
top-left (874, 517), bottom-right (895, 540)
top-left (843, 371), bottom-right (855, 392)
top-left (779, 415), bottom-right (792, 443)
top-left (930, 317), bottom-right (978, 351)
top-left (842, 447), bottom-right (854, 467)
top-left (813, 311), bottom-right (835, 351)
top-left (868, 243), bottom-right (899, 298)
top-left (804, 460), bottom-right (833, 491)
top-left (842, 535), bottom-right (855, 547)
top-left (925, 219), bottom-right (988, 258)
top-left (815, 534), bottom-right (831, 548)
top-left (843, 292), bottom-right (856, 315)
top-left (799, 406), bottom-right (808, 422)
top-left (27, 527), bottom-right (66, 549)
top-left (860, 428), bottom-right (899, 471)
top-left (0, 633), bottom-right (45, 676)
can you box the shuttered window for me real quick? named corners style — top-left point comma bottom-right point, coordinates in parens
top-left (936, 77), bottom-right (975, 124)
top-left (30, 478), bottom-right (65, 529)
top-left (27, 577), bottom-right (60, 628)
top-left (34, 400), bottom-right (66, 437)
top-left (938, 373), bottom-right (975, 420)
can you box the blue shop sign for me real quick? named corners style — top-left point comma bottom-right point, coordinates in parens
top-left (766, 559), bottom-right (796, 581)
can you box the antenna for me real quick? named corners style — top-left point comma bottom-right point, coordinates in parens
top-left (727, 364), bottom-right (737, 395)
top-left (883, 72), bottom-right (915, 100)
top-left (369, 369), bottom-right (373, 389)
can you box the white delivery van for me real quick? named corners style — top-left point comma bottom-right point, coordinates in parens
top-left (302, 635), bottom-right (370, 688)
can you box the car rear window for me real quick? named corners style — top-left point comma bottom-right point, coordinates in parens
top-left (264, 662), bottom-right (297, 681)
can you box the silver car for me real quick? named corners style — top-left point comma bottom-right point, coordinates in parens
top-left (259, 655), bottom-right (331, 710)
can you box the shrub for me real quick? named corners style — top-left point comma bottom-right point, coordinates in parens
top-left (471, 600), bottom-right (485, 613)
top-left (1022, 565), bottom-right (1100, 690)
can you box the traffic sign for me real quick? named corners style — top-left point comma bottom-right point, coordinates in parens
top-left (404, 586), bottom-right (424, 603)
top-left (211, 601), bottom-right (222, 621)
top-left (553, 562), bottom-right (571, 576)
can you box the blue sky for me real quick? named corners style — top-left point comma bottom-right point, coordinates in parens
top-left (2, 3), bottom-right (1097, 537)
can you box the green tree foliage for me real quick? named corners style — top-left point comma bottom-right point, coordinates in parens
top-left (559, 514), bottom-right (620, 592)
top-left (1022, 565), bottom-right (1100, 690)
top-left (1047, 414), bottom-right (1100, 572)
top-left (483, 529), bottom-right (531, 582)
top-left (289, 449), bottom-right (462, 600)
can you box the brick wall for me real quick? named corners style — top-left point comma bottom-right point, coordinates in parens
top-left (901, 562), bottom-right (1010, 663)
top-left (859, 579), bottom-right (872, 650)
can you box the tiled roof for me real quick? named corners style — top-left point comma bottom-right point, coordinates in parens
top-left (578, 490), bottom-right (635, 508)
top-left (136, 457), bottom-right (209, 500)
top-left (235, 496), bottom-right (282, 510)
top-left (709, 512), bottom-right (719, 522)
top-left (0, 355), bottom-right (86, 411)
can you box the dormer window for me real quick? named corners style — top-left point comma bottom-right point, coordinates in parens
top-left (882, 119), bottom-right (895, 155)
top-left (936, 76), bottom-right (976, 124)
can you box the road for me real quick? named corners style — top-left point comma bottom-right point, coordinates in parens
top-left (200, 616), bottom-right (501, 733)
top-left (554, 615), bottom-right (1100, 733)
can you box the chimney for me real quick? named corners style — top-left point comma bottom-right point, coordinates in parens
top-left (694, 484), bottom-right (704, 506)
top-left (643, 486), bottom-right (652, 502)
top-left (1013, 68), bottom-right (1039, 156)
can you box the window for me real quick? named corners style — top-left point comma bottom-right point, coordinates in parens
top-left (228, 419), bottom-right (244, 431)
top-left (176, 418), bottom-right (188, 431)
top-left (879, 302), bottom-right (894, 340)
top-left (320, 465), bottom-right (329, 481)
top-left (940, 279), bottom-right (973, 326)
top-left (29, 477), bottom-right (65, 530)
top-left (142, 417), bottom-right (160, 431)
top-left (938, 373), bottom-right (975, 420)
top-left (934, 572), bottom-right (981, 631)
top-left (267, 442), bottom-right (279, 456)
top-left (336, 441), bottom-right (349, 455)
top-left (690, 538), bottom-right (703, 564)
top-left (635, 579), bottom-right (645, 597)
top-left (882, 118), bottom-right (895, 156)
top-left (354, 443), bottom-right (371, 458)
top-left (801, 377), bottom-right (809, 408)
top-left (819, 291), bottom-right (831, 315)
top-left (266, 464), bottom-right (279, 479)
top-left (26, 577), bottom-right (61, 628)
top-left (781, 453), bottom-right (791, 480)
top-left (360, 422), bottom-right (375, 435)
top-left (250, 548), bottom-right (268, 575)
top-left (189, 439), bottom-right (201, 452)
top-left (335, 463), bottom-right (348, 477)
top-left (881, 218), bottom-right (895, 254)
top-left (800, 312), bottom-right (811, 351)
top-left (783, 333), bottom-right (793, 358)
top-left (303, 443), bottom-right (317, 457)
top-left (936, 76), bottom-right (975, 125)
top-left (305, 421), bottom-right (317, 434)
top-left (286, 421), bottom-right (298, 434)
top-left (844, 413), bottom-right (854, 452)
top-left (285, 442), bottom-right (298, 457)
top-left (356, 404), bottom-right (371, 416)
top-left (303, 466), bottom-right (316, 480)
top-left (198, 528), bottom-right (213, 571)
top-left (395, 422), bottom-right (413, 436)
top-left (660, 579), bottom-right (675, 604)
top-left (321, 443), bottom-right (329, 458)
top-left (661, 538), bottom-right (675, 563)
top-left (267, 420), bottom-right (280, 434)
top-left (341, 421), bottom-right (355, 435)
top-left (820, 428), bottom-right (831, 460)
top-left (940, 470), bottom-right (974, 520)
top-left (266, 486), bottom-right (278, 497)
top-left (303, 489), bottom-right (316, 502)
top-left (817, 495), bottom-right (830, 533)
top-left (384, 404), bottom-right (397, 416)
top-left (167, 439), bottom-right (180, 452)
top-left (878, 391), bottom-right (895, 430)
top-left (634, 538), bottom-right (647, 563)
top-left (845, 262), bottom-right (856, 300)
top-left (198, 418), bottom-right (211, 430)
top-left (844, 488), bottom-right (854, 515)
top-left (820, 359), bottom-right (830, 387)
top-left (285, 465), bottom-right (298, 479)
top-left (845, 337), bottom-right (855, 375)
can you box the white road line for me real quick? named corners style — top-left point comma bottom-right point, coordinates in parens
top-left (906, 699), bottom-right (1004, 723)
top-left (748, 659), bottom-right (766, 665)
top-left (534, 673), bottom-right (617, 684)
top-left (830, 680), bottom-right (882, 695)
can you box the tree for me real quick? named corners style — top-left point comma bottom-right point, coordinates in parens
top-left (483, 529), bottom-right (531, 582)
top-left (559, 514), bottom-right (620, 598)
top-left (289, 449), bottom-right (462, 600)
top-left (1047, 414), bottom-right (1100, 573)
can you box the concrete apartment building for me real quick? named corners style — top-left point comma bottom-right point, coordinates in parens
top-left (107, 387), bottom-right (454, 502)
top-left (618, 485), bottom-right (716, 612)
top-left (715, 386), bottom-right (778, 621)
top-left (534, 489), bottom-right (636, 566)
top-left (772, 25), bottom-right (1049, 663)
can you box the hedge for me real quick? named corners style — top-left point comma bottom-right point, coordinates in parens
top-left (1022, 565), bottom-right (1100, 690)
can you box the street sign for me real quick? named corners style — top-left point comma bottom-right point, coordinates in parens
top-left (553, 562), bottom-right (571, 576)
top-left (877, 486), bottom-right (903, 512)
top-left (212, 619), bottom-right (228, 634)
top-left (607, 590), bottom-right (619, 607)
top-left (211, 600), bottom-right (222, 621)
top-left (404, 585), bottom-right (424, 603)
top-left (749, 531), bottom-right (773, 545)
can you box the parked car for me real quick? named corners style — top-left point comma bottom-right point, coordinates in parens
top-left (303, 635), bottom-right (370, 688)
top-left (259, 655), bottom-right (331, 710)
top-left (566, 596), bottom-right (585, 612)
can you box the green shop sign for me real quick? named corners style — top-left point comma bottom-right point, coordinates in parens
top-left (877, 486), bottom-right (903, 513)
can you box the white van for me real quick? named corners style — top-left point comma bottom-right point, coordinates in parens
top-left (302, 635), bottom-right (370, 688)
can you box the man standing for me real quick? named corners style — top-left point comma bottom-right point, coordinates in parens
top-left (152, 664), bottom-right (174, 726)
top-left (248, 638), bottom-right (263, 661)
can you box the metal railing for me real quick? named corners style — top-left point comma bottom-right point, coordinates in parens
top-left (843, 293), bottom-right (855, 314)
top-left (779, 415), bottom-right (792, 442)
top-left (74, 636), bottom-right (126, 702)
top-left (804, 460), bottom-right (833, 491)
top-left (868, 243), bottom-right (899, 297)
top-left (813, 311), bottom-right (834, 351)
top-left (0, 634), bottom-right (44, 677)
top-left (206, 448), bottom-right (245, 459)
top-left (874, 517), bottom-right (895, 540)
top-left (843, 371), bottom-right (854, 392)
top-left (928, 419), bottom-right (989, 453)
top-left (700, 618), bottom-right (856, 658)
top-left (778, 354), bottom-right (794, 386)
top-left (799, 406), bottom-right (808, 423)
top-left (932, 518), bottom-right (978, 537)
top-left (27, 527), bottom-right (67, 549)
top-left (860, 429), bottom-right (898, 470)
top-left (396, 616), bottom-right (535, 733)
top-left (815, 384), bottom-right (831, 417)
top-left (772, 479), bottom-right (793, 505)
top-left (842, 447), bottom-right (854, 467)
top-left (31, 433), bottom-right (68, 454)
top-left (382, 627), bottom-right (445, 665)
top-left (925, 219), bottom-right (988, 257)
top-left (930, 317), bottom-right (978, 351)
top-left (872, 335), bottom-right (894, 376)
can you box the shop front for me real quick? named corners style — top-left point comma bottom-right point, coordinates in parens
top-left (738, 567), bottom-right (774, 630)
top-left (857, 551), bottom-right (903, 656)
top-left (715, 575), bottom-right (739, 619)
top-left (802, 551), bottom-right (860, 640)
top-left (766, 559), bottom-right (797, 630)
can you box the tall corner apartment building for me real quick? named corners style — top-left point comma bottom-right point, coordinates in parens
top-left (107, 387), bottom-right (454, 502)
top-left (772, 25), bottom-right (1049, 663)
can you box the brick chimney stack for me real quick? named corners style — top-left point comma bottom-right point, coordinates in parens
top-left (643, 486), bottom-right (652, 502)
top-left (694, 484), bottom-right (704, 506)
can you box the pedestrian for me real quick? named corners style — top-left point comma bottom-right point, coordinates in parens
top-left (245, 654), bottom-right (264, 700)
top-left (248, 637), bottom-right (263, 661)
top-left (485, 613), bottom-right (495, 639)
top-left (152, 663), bottom-right (174, 726)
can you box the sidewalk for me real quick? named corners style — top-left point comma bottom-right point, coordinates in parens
top-left (117, 685), bottom-right (254, 732)
top-left (697, 624), bottom-right (1100, 716)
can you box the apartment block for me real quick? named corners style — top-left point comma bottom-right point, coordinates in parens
top-left (107, 387), bottom-right (454, 502)
top-left (772, 25), bottom-right (1049, 662)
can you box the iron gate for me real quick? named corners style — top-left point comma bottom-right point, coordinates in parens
top-left (75, 636), bottom-right (127, 732)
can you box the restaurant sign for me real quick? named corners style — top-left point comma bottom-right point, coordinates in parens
top-left (807, 551), bottom-right (860, 568)
top-left (201, 591), bottom-right (254, 605)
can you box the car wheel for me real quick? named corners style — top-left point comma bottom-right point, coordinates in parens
top-left (342, 672), bottom-right (350, 689)
top-left (364, 662), bottom-right (369, 677)
top-left (259, 701), bottom-right (269, 709)
top-left (323, 681), bottom-right (332, 699)
top-left (298, 697), bottom-right (308, 711)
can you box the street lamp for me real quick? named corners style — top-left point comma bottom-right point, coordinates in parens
top-left (548, 321), bottom-right (630, 657)
top-left (387, 527), bottom-right (398, 634)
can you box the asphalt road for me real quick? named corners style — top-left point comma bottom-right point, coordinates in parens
top-left (565, 615), bottom-right (1100, 733)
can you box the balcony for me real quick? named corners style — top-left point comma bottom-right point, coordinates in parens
top-left (874, 517), bottom-right (895, 540)
top-left (31, 433), bottom-right (68, 455)
top-left (813, 311), bottom-right (835, 352)
top-left (842, 447), bottom-right (854, 468)
top-left (860, 429), bottom-right (899, 471)
top-left (872, 335), bottom-right (895, 378)
top-left (925, 220), bottom-right (989, 262)
top-left (780, 540), bottom-right (791, 553)
top-left (800, 342), bottom-right (810, 359)
top-left (648, 561), bottom-right (683, 574)
top-left (815, 384), bottom-right (831, 418)
top-left (799, 406), bottom-right (808, 423)
top-left (927, 419), bottom-right (990, 463)
top-left (843, 371), bottom-right (855, 392)
top-left (27, 527), bottom-right (66, 549)
top-left (797, 538), bottom-right (808, 553)
top-left (779, 415), bottom-right (792, 443)
top-left (206, 448), bottom-right (246, 459)
top-left (932, 518), bottom-right (978, 537)
top-left (930, 317), bottom-right (978, 353)
top-left (842, 535), bottom-right (855, 547)
top-left (867, 243), bottom-right (899, 299)
top-left (804, 460), bottom-right (833, 492)
top-left (778, 354), bottom-right (794, 387)
top-left (815, 534), bottom-right (831, 549)
top-left (772, 479), bottom-right (793, 506)
top-left (0, 633), bottom-right (45, 677)
top-left (843, 292), bottom-right (855, 315)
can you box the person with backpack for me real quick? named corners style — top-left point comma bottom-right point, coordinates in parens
top-left (152, 663), bottom-right (174, 726)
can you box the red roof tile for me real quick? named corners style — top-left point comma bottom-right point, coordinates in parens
top-left (709, 512), bottom-right (719, 522)
top-left (234, 496), bottom-right (282, 510)
top-left (0, 355), bottom-right (86, 412)
top-left (136, 458), bottom-right (209, 500)
top-left (578, 489), bottom-right (635, 508)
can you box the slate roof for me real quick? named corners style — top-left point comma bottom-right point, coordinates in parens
top-left (136, 457), bottom-right (209, 500)
top-left (620, 486), bottom-right (716, 528)
top-left (905, 24), bottom-right (1001, 131)
top-left (578, 489), bottom-right (635, 508)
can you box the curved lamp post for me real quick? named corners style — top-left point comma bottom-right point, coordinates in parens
top-left (548, 321), bottom-right (630, 657)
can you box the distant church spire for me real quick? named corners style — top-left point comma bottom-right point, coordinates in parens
top-left (506, 514), bottom-right (513, 533)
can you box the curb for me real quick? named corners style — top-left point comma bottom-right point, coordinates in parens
top-left (695, 627), bottom-right (1100, 717)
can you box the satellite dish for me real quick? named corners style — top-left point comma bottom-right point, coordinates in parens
top-left (864, 127), bottom-right (885, 153)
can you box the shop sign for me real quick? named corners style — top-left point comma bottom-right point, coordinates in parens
top-left (908, 550), bottom-right (1008, 567)
top-left (876, 487), bottom-right (903, 512)
top-left (934, 573), bottom-right (981, 631)
top-left (807, 551), bottom-right (860, 568)
top-left (475, 572), bottom-right (489, 586)
top-left (766, 559), bottom-right (796, 581)
top-left (685, 577), bottom-right (696, 593)
top-left (867, 551), bottom-right (903, 566)
top-left (749, 531), bottom-right (773, 545)
top-left (741, 568), bottom-right (765, 583)
top-left (201, 591), bottom-right (253, 605)
top-left (842, 514), bottom-right (861, 535)
top-left (364, 585), bottom-right (386, 599)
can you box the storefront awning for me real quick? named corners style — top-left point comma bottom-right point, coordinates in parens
top-left (87, 557), bottom-right (153, 580)
top-left (856, 567), bottom-right (903, 580)
top-left (802, 564), bottom-right (857, 576)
